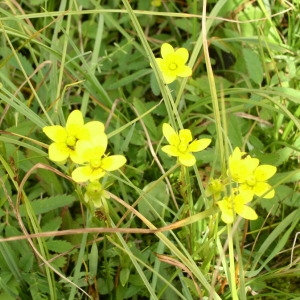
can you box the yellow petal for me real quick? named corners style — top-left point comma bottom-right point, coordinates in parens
top-left (254, 165), bottom-right (277, 181)
top-left (178, 129), bottom-right (193, 144)
top-left (72, 166), bottom-right (93, 183)
top-left (188, 138), bottom-right (211, 152)
top-left (162, 73), bottom-right (177, 84)
top-left (101, 155), bottom-right (126, 171)
top-left (89, 168), bottom-right (106, 182)
top-left (217, 199), bottom-right (234, 224)
top-left (253, 182), bottom-right (275, 199)
top-left (175, 48), bottom-right (189, 64)
top-left (84, 121), bottom-right (105, 139)
top-left (161, 43), bottom-right (174, 58)
top-left (162, 123), bottom-right (179, 146)
top-left (239, 184), bottom-right (255, 198)
top-left (230, 147), bottom-right (246, 161)
top-left (89, 133), bottom-right (108, 149)
top-left (235, 204), bottom-right (258, 220)
top-left (161, 145), bottom-right (180, 157)
top-left (176, 65), bottom-right (192, 78)
top-left (234, 192), bottom-right (253, 204)
top-left (43, 126), bottom-right (67, 143)
top-left (48, 143), bottom-right (70, 162)
top-left (66, 110), bottom-right (84, 128)
top-left (178, 152), bottom-right (196, 167)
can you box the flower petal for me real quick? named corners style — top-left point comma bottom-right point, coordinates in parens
top-left (162, 73), bottom-right (177, 84)
top-left (162, 123), bottom-right (179, 146)
top-left (48, 143), bottom-right (71, 162)
top-left (235, 204), bottom-right (258, 220)
top-left (239, 184), bottom-right (255, 198)
top-left (84, 121), bottom-right (105, 139)
top-left (66, 110), bottom-right (84, 128)
top-left (234, 192), bottom-right (253, 204)
top-left (175, 48), bottom-right (189, 64)
top-left (101, 155), bottom-right (126, 171)
top-left (161, 43), bottom-right (174, 58)
top-left (43, 126), bottom-right (67, 143)
top-left (254, 165), bottom-right (277, 181)
top-left (161, 145), bottom-right (180, 157)
top-left (176, 65), bottom-right (192, 78)
top-left (253, 182), bottom-right (275, 199)
top-left (72, 166), bottom-right (93, 183)
top-left (217, 199), bottom-right (234, 224)
top-left (188, 138), bottom-right (211, 152)
top-left (178, 152), bottom-right (196, 167)
top-left (89, 168), bottom-right (106, 182)
top-left (178, 129), bottom-right (193, 144)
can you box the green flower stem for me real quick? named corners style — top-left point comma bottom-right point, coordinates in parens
top-left (227, 224), bottom-right (239, 300)
top-left (179, 165), bottom-right (194, 252)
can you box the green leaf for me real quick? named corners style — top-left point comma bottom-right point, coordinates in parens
top-left (242, 48), bottom-right (263, 85)
top-left (88, 242), bottom-right (98, 278)
top-left (138, 181), bottom-right (169, 221)
top-left (19, 195), bottom-right (75, 217)
top-left (41, 217), bottom-right (62, 232)
top-left (46, 240), bottom-right (74, 253)
top-left (120, 267), bottom-right (130, 287)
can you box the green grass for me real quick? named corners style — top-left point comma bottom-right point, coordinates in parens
top-left (0, 0), bottom-right (300, 299)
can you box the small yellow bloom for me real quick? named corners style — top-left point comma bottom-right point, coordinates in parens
top-left (43, 110), bottom-right (105, 164)
top-left (228, 147), bottom-right (277, 198)
top-left (161, 123), bottom-right (211, 167)
top-left (155, 43), bottom-right (192, 84)
top-left (239, 164), bottom-right (277, 198)
top-left (71, 137), bottom-right (126, 183)
top-left (217, 192), bottom-right (258, 224)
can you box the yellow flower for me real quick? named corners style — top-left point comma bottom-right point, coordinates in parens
top-left (155, 43), bottom-right (192, 84)
top-left (71, 137), bottom-right (126, 183)
top-left (239, 165), bottom-right (277, 198)
top-left (217, 192), bottom-right (258, 224)
top-left (228, 147), bottom-right (277, 198)
top-left (151, 0), bottom-right (162, 7)
top-left (161, 123), bottom-right (211, 167)
top-left (43, 110), bottom-right (105, 164)
top-left (228, 147), bottom-right (259, 183)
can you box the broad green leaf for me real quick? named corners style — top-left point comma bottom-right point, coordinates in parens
top-left (88, 242), bottom-right (98, 278)
top-left (46, 240), bottom-right (74, 253)
top-left (138, 181), bottom-right (169, 221)
top-left (242, 48), bottom-right (263, 85)
top-left (19, 195), bottom-right (75, 217)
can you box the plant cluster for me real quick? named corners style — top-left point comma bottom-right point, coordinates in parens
top-left (0, 0), bottom-right (300, 300)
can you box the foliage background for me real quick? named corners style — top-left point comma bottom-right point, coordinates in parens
top-left (0, 0), bottom-right (299, 299)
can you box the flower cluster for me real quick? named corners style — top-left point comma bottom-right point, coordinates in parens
top-left (43, 110), bottom-right (126, 209)
top-left (161, 123), bottom-right (211, 167)
top-left (155, 43), bottom-right (192, 84)
top-left (206, 147), bottom-right (277, 224)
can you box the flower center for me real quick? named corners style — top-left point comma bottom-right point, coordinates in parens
top-left (66, 136), bottom-right (77, 148)
top-left (246, 175), bottom-right (256, 186)
top-left (90, 157), bottom-right (102, 169)
top-left (178, 143), bottom-right (188, 153)
top-left (168, 62), bottom-right (178, 71)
